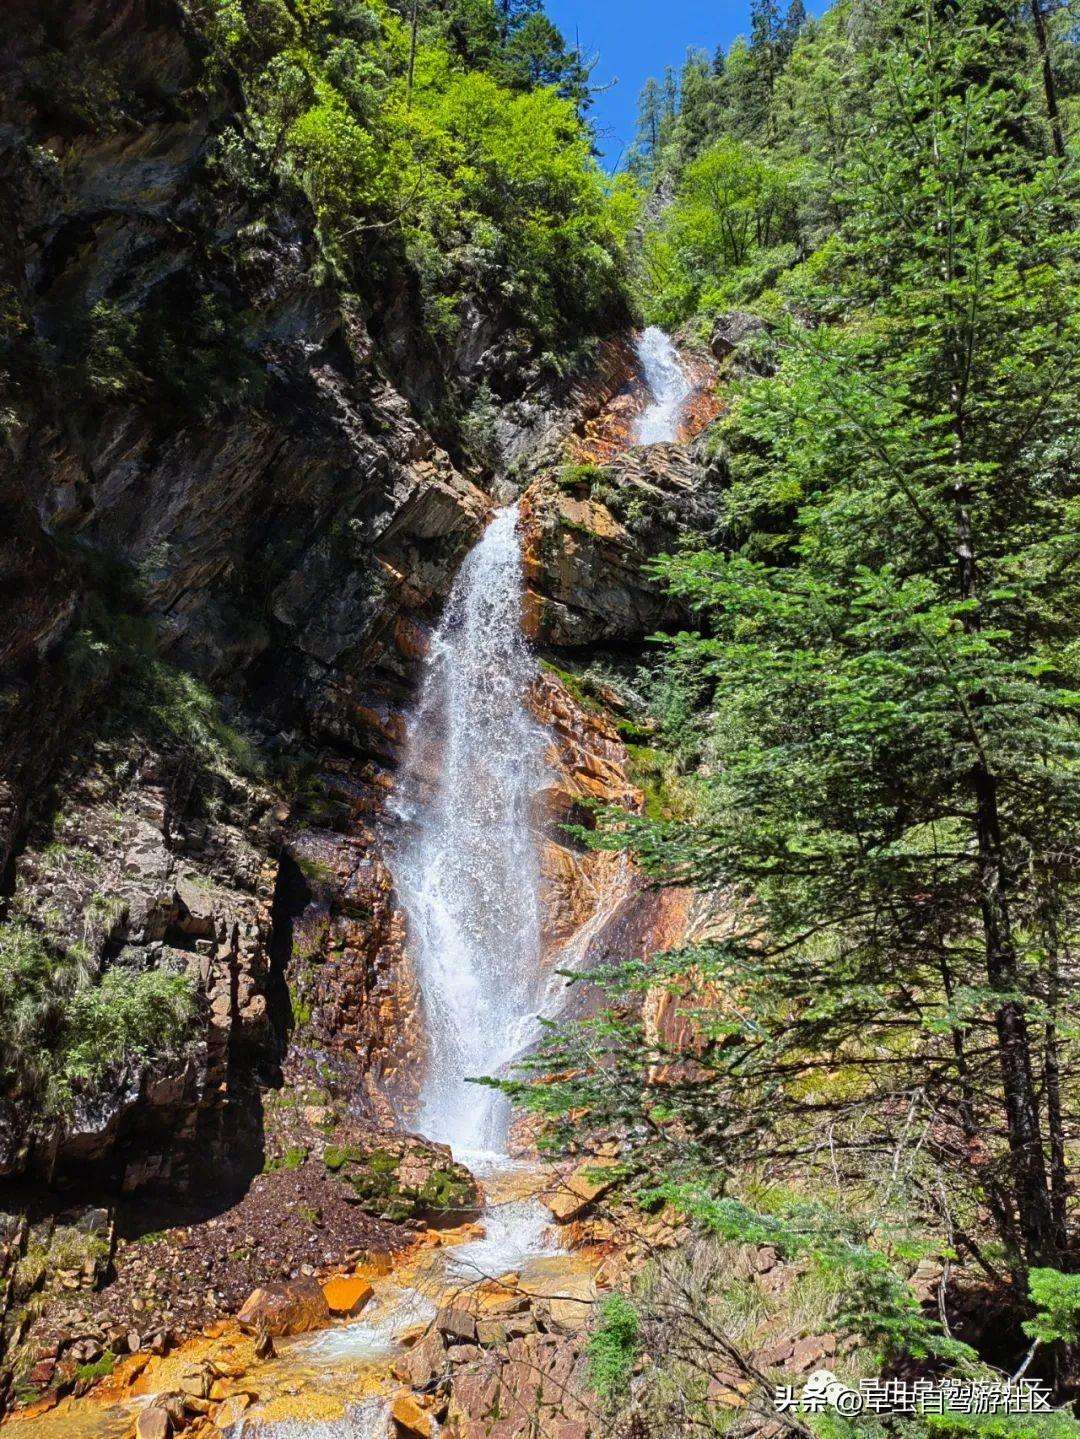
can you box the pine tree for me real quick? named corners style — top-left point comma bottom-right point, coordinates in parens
top-left (504, 0), bottom-right (1079, 1283)
top-left (675, 47), bottom-right (727, 164)
top-left (779, 0), bottom-right (807, 59)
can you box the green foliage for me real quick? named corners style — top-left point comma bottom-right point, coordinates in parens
top-left (61, 969), bottom-right (195, 1091)
top-left (289, 981), bottom-right (314, 1027)
top-left (922, 1419), bottom-right (1080, 1439)
top-left (539, 659), bottom-right (606, 715)
top-left (194, 0), bottom-right (636, 350)
top-left (265, 1144), bottom-right (308, 1172)
top-left (83, 302), bottom-right (139, 397)
top-left (323, 1141), bottom-right (476, 1220)
top-left (625, 744), bottom-right (694, 822)
top-left (141, 662), bottom-right (261, 776)
top-left (60, 588), bottom-right (262, 781)
top-left (74, 286), bottom-right (266, 415)
top-left (0, 922), bottom-right (94, 1109)
top-left (643, 139), bottom-right (800, 324)
top-left (0, 920), bottom-right (196, 1117)
top-left (644, 1183), bottom-right (974, 1365)
top-left (555, 462), bottom-right (605, 494)
top-left (74, 1352), bottom-right (116, 1383)
top-left (323, 1142), bottom-right (361, 1170)
top-left (403, 69), bottom-right (637, 339)
top-left (494, 2), bottom-right (1078, 1420)
top-left (581, 0), bottom-right (1077, 1273)
top-left (287, 84), bottom-right (382, 217)
top-left (1024, 1270), bottom-right (1080, 1346)
top-left (586, 1294), bottom-right (640, 1403)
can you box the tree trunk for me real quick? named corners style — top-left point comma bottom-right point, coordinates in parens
top-left (1042, 902), bottom-right (1068, 1250)
top-left (1030, 0), bottom-right (1066, 158)
top-left (406, 0), bottom-right (420, 109)
top-left (953, 476), bottom-right (1055, 1265)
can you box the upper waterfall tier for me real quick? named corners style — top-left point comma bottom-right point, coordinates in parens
top-left (388, 505), bottom-right (548, 1155)
top-left (633, 327), bottom-right (692, 444)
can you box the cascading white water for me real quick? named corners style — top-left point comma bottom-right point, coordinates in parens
top-left (389, 504), bottom-right (548, 1155)
top-left (633, 325), bottom-right (691, 444)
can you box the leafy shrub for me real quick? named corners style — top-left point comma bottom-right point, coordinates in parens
top-left (74, 1352), bottom-right (116, 1383)
top-left (288, 86), bottom-right (383, 219)
top-left (61, 968), bottom-right (195, 1090)
top-left (556, 463), bottom-right (604, 494)
top-left (0, 921), bottom-right (196, 1116)
top-left (195, 0), bottom-right (636, 353)
top-left (83, 302), bottom-right (139, 397)
top-left (586, 1294), bottom-right (640, 1403)
top-left (0, 923), bottom-right (93, 1107)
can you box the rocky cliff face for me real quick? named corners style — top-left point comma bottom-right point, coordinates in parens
top-left (0, 0), bottom-right (645, 1188)
top-left (0, 0), bottom-right (732, 1414)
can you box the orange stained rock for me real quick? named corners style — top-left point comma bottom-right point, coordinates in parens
top-left (542, 1162), bottom-right (615, 1223)
top-left (322, 1274), bottom-right (375, 1316)
top-left (391, 1389), bottom-right (437, 1439)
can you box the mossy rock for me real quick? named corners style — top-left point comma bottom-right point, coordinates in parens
top-left (322, 1137), bottom-right (480, 1225)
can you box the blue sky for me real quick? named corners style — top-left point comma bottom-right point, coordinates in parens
top-left (544, 0), bottom-right (821, 167)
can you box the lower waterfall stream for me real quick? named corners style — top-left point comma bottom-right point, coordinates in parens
top-left (211, 506), bottom-right (580, 1437)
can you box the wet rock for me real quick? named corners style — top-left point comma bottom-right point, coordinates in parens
top-left (237, 1275), bottom-right (329, 1337)
top-left (321, 1275), bottom-right (374, 1316)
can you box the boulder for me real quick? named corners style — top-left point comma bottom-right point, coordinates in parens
top-left (476, 1311), bottom-right (536, 1346)
top-left (709, 311), bottom-right (773, 374)
top-left (322, 1275), bottom-right (374, 1316)
top-left (135, 1408), bottom-right (172, 1439)
top-left (392, 1328), bottom-right (446, 1389)
top-left (542, 1163), bottom-right (614, 1223)
top-left (437, 1307), bottom-right (478, 1344)
top-left (447, 1332), bottom-right (591, 1439)
top-left (215, 1393), bottom-right (254, 1428)
top-left (178, 1364), bottom-right (213, 1399)
top-left (237, 1275), bottom-right (330, 1337)
top-left (519, 1264), bottom-right (597, 1334)
top-left (323, 1137), bottom-right (480, 1225)
top-left (391, 1390), bottom-right (436, 1438)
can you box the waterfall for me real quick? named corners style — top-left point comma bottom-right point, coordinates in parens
top-left (389, 505), bottom-right (548, 1156)
top-left (633, 326), bottom-right (691, 444)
